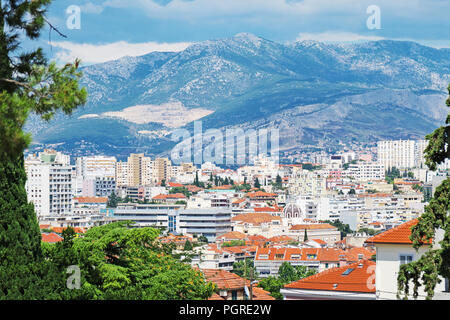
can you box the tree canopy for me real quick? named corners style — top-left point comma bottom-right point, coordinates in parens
top-left (43, 222), bottom-right (215, 300)
top-left (397, 85), bottom-right (450, 300)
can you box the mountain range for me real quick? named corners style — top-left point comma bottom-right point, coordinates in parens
top-left (25, 33), bottom-right (450, 160)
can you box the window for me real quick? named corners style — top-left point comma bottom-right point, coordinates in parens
top-left (400, 254), bottom-right (413, 265)
top-left (342, 268), bottom-right (354, 276)
top-left (231, 290), bottom-right (238, 300)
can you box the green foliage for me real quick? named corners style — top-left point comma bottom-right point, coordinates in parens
top-left (1, 61), bottom-right (87, 158)
top-left (386, 167), bottom-right (401, 184)
top-left (271, 174), bottom-right (283, 190)
top-left (107, 191), bottom-right (120, 208)
top-left (257, 277), bottom-right (284, 300)
top-left (169, 187), bottom-right (191, 197)
top-left (323, 219), bottom-right (353, 238)
top-left (43, 222), bottom-right (215, 300)
top-left (278, 262), bottom-right (297, 284)
top-left (0, 0), bottom-right (86, 300)
top-left (232, 259), bottom-right (255, 280)
top-left (183, 240), bottom-right (193, 251)
top-left (258, 263), bottom-right (316, 300)
top-left (221, 240), bottom-right (246, 247)
top-left (412, 184), bottom-right (424, 193)
top-left (302, 163), bottom-right (321, 171)
top-left (0, 154), bottom-right (57, 299)
top-left (357, 228), bottom-right (378, 236)
top-left (397, 84), bottom-right (450, 300)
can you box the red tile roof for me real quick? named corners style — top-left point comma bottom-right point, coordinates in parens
top-left (311, 239), bottom-right (327, 245)
top-left (290, 223), bottom-right (336, 231)
top-left (217, 231), bottom-right (247, 241)
top-left (202, 269), bottom-right (251, 290)
top-left (253, 206), bottom-right (282, 212)
top-left (284, 259), bottom-right (376, 293)
top-left (208, 293), bottom-right (224, 300)
top-left (246, 191), bottom-right (278, 198)
top-left (50, 226), bottom-right (86, 234)
top-left (232, 212), bottom-right (282, 225)
top-left (168, 182), bottom-right (184, 187)
top-left (365, 219), bottom-right (431, 245)
top-left (268, 235), bottom-right (295, 243)
top-left (202, 269), bottom-right (275, 300)
top-left (41, 232), bottom-right (63, 243)
top-left (74, 196), bottom-right (108, 203)
top-left (255, 247), bottom-right (374, 262)
top-left (152, 193), bottom-right (187, 200)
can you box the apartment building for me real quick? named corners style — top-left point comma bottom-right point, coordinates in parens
top-left (377, 140), bottom-right (416, 170)
top-left (287, 168), bottom-right (327, 197)
top-left (254, 247), bottom-right (374, 278)
top-left (178, 208), bottom-right (233, 242)
top-left (347, 162), bottom-right (385, 181)
top-left (76, 155), bottom-right (116, 179)
top-left (25, 150), bottom-right (75, 218)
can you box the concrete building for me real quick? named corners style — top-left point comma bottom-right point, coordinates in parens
top-left (178, 208), bottom-right (233, 242)
top-left (365, 219), bottom-right (449, 300)
top-left (25, 150), bottom-right (75, 218)
top-left (377, 140), bottom-right (416, 170)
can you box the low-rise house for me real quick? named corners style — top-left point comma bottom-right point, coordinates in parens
top-left (152, 193), bottom-right (187, 204)
top-left (268, 235), bottom-right (297, 247)
top-left (246, 234), bottom-right (269, 247)
top-left (221, 246), bottom-right (257, 262)
top-left (73, 196), bottom-right (108, 208)
top-left (288, 223), bottom-right (341, 246)
top-left (41, 232), bottom-right (63, 243)
top-left (254, 247), bottom-right (375, 278)
top-left (158, 233), bottom-right (195, 250)
top-left (246, 191), bottom-right (278, 203)
top-left (191, 244), bottom-right (236, 271)
top-left (232, 212), bottom-right (283, 238)
top-left (365, 219), bottom-right (449, 300)
top-left (281, 259), bottom-right (376, 300)
top-left (216, 231), bottom-right (247, 244)
top-left (202, 269), bottom-right (275, 300)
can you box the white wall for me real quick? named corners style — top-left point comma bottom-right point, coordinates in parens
top-left (375, 244), bottom-right (446, 300)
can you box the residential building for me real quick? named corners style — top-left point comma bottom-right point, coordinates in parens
top-left (377, 140), bottom-right (415, 170)
top-left (365, 219), bottom-right (449, 300)
top-left (25, 150), bottom-right (75, 218)
top-left (281, 259), bottom-right (376, 300)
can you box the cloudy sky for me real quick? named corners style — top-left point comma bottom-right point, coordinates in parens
top-left (24, 0), bottom-right (450, 65)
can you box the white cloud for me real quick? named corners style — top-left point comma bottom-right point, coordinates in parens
top-left (51, 40), bottom-right (193, 64)
top-left (80, 2), bottom-right (105, 14)
top-left (101, 0), bottom-right (360, 20)
top-left (296, 32), bottom-right (385, 43)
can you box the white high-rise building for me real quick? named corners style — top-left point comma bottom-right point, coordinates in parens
top-left (25, 150), bottom-right (75, 218)
top-left (377, 140), bottom-right (416, 170)
top-left (115, 161), bottom-right (129, 187)
top-left (414, 140), bottom-right (428, 169)
top-left (76, 156), bottom-right (116, 179)
top-left (348, 162), bottom-right (385, 181)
